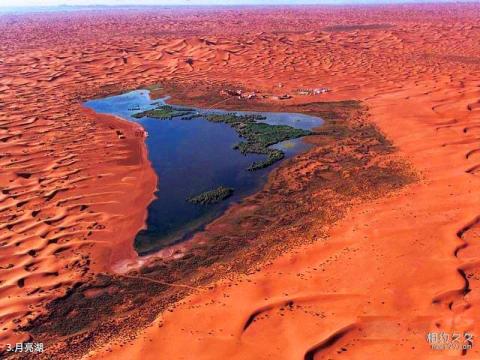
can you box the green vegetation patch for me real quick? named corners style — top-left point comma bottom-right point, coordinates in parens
top-left (203, 113), bottom-right (312, 171)
top-left (187, 186), bottom-right (234, 205)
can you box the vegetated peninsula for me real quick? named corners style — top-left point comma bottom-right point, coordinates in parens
top-left (132, 104), bottom-right (195, 119)
top-left (133, 104), bottom-right (313, 171)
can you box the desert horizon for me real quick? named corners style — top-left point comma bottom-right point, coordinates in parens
top-left (0, 1), bottom-right (479, 359)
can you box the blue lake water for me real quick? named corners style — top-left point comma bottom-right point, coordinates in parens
top-left (85, 90), bottom-right (323, 255)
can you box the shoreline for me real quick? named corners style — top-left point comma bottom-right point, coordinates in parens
top-left (77, 107), bottom-right (158, 272)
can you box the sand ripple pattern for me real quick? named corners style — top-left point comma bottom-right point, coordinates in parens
top-left (0, 4), bottom-right (479, 358)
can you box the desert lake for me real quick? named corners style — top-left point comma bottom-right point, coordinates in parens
top-left (85, 90), bottom-right (323, 255)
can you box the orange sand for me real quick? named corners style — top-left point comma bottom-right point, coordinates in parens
top-left (87, 83), bottom-right (480, 359)
top-left (0, 3), bottom-right (479, 358)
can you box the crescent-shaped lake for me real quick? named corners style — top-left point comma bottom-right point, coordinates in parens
top-left (85, 90), bottom-right (323, 255)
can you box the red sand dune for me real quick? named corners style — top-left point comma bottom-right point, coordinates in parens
top-left (0, 3), bottom-right (480, 359)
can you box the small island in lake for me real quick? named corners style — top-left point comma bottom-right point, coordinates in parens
top-left (187, 186), bottom-right (234, 205)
